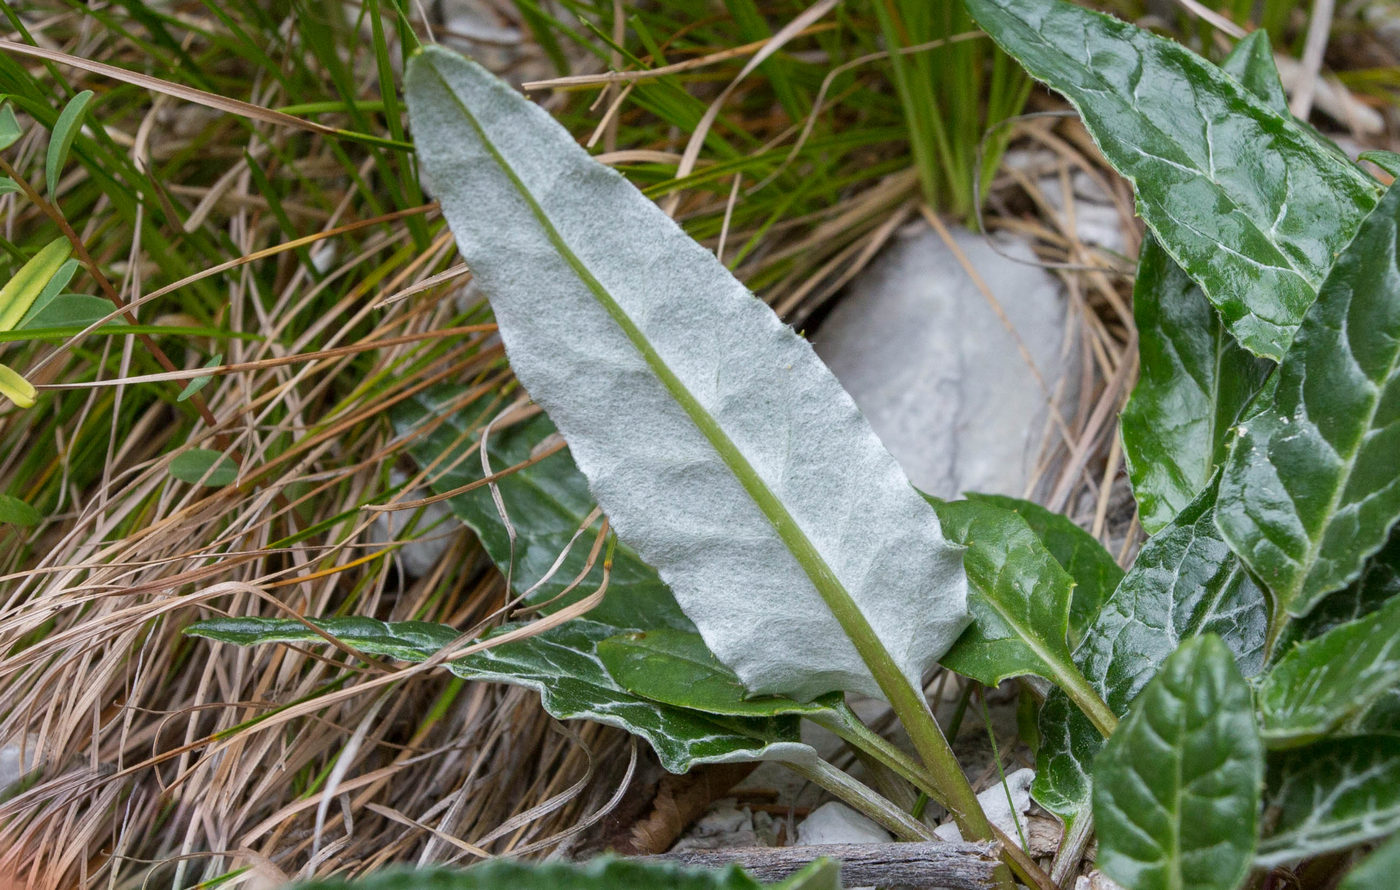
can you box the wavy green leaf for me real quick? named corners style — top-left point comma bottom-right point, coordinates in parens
top-left (1258, 596), bottom-right (1400, 747)
top-left (1032, 481), bottom-right (1268, 828)
top-left (406, 47), bottom-right (968, 702)
top-left (932, 499), bottom-right (1115, 736)
top-left (965, 0), bottom-right (1379, 359)
top-left (964, 493), bottom-right (1122, 645)
top-left (1275, 527), bottom-right (1400, 653)
top-left (186, 616), bottom-right (815, 774)
top-left (287, 856), bottom-right (838, 890)
top-left (598, 628), bottom-right (839, 718)
top-left (1257, 737), bottom-right (1400, 866)
top-left (1092, 635), bottom-right (1262, 890)
top-left (1120, 237), bottom-right (1273, 533)
top-left (1217, 180), bottom-right (1400, 622)
top-left (393, 386), bottom-right (692, 633)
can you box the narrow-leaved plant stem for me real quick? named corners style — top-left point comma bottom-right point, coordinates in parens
top-left (782, 757), bottom-right (933, 842)
top-left (428, 62), bottom-right (1004, 854)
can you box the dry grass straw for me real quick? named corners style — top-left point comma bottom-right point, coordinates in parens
top-left (0, 3), bottom-right (1136, 888)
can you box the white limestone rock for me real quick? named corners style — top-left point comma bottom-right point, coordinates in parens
top-left (815, 223), bottom-right (1075, 499)
top-left (795, 801), bottom-right (893, 847)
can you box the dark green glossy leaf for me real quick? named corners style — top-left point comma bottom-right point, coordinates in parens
top-left (1359, 150), bottom-right (1400, 179)
top-left (186, 616), bottom-right (814, 774)
top-left (1092, 635), bottom-right (1262, 890)
top-left (932, 498), bottom-right (1077, 688)
top-left (0, 494), bottom-right (40, 527)
top-left (965, 493), bottom-right (1123, 644)
top-left (597, 629), bottom-right (839, 718)
top-left (1120, 237), bottom-right (1273, 533)
top-left (169, 449), bottom-right (237, 487)
top-left (1257, 736), bottom-right (1400, 866)
top-left (393, 386), bottom-right (692, 633)
top-left (46, 90), bottom-right (93, 197)
top-left (287, 856), bottom-right (833, 890)
top-left (1258, 596), bottom-right (1400, 747)
top-left (1339, 831), bottom-right (1400, 890)
top-left (965, 0), bottom-right (1378, 359)
top-left (1219, 31), bottom-right (1288, 113)
top-left (1217, 180), bottom-right (1400, 621)
top-left (1032, 481), bottom-right (1268, 827)
top-left (1275, 527), bottom-right (1400, 653)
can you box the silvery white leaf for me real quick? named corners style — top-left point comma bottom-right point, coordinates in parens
top-left (405, 47), bottom-right (969, 701)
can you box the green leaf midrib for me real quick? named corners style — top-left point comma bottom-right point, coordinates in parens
top-left (424, 57), bottom-right (908, 699)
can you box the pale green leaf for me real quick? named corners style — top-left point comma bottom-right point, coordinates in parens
top-left (15, 258), bottom-right (80, 329)
top-left (169, 449), bottom-right (237, 487)
top-left (406, 47), bottom-right (968, 702)
top-left (186, 616), bottom-right (816, 774)
top-left (46, 90), bottom-right (93, 198)
top-left (0, 178), bottom-right (18, 196)
top-left (392, 386), bottom-right (692, 633)
top-left (0, 238), bottom-right (72, 332)
top-left (177, 354), bottom-right (221, 402)
top-left (20, 293), bottom-right (124, 331)
top-left (1258, 596), bottom-right (1400, 747)
top-left (1217, 180), bottom-right (1400, 620)
top-left (965, 0), bottom-right (1379, 359)
top-left (1092, 635), bottom-right (1262, 890)
top-left (1257, 737), bottom-right (1400, 866)
top-left (598, 628), bottom-right (840, 718)
top-left (965, 492), bottom-right (1123, 645)
top-left (0, 363), bottom-right (34, 409)
top-left (1032, 480), bottom-right (1268, 829)
top-left (0, 494), bottom-right (41, 526)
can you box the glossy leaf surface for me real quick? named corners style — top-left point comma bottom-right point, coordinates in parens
top-left (1120, 237), bottom-right (1273, 533)
top-left (394, 386), bottom-right (692, 632)
top-left (1257, 737), bottom-right (1400, 866)
top-left (187, 617), bottom-right (815, 774)
top-left (1275, 527), bottom-right (1400, 653)
top-left (965, 493), bottom-right (1122, 644)
top-left (933, 498), bottom-right (1076, 688)
top-left (407, 46), bottom-right (968, 702)
top-left (1258, 596), bottom-right (1400, 746)
top-left (1032, 482), bottom-right (1268, 827)
top-left (965, 0), bottom-right (1378, 359)
top-left (1092, 636), bottom-right (1262, 890)
top-left (598, 628), bottom-right (839, 718)
top-left (1217, 180), bottom-right (1400, 620)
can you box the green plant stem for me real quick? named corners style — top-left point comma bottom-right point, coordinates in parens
top-left (1052, 663), bottom-right (1118, 738)
top-left (782, 757), bottom-right (932, 842)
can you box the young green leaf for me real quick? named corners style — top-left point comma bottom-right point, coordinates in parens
top-left (0, 178), bottom-right (18, 196)
top-left (1032, 481), bottom-right (1268, 830)
top-left (0, 103), bottom-right (21, 151)
top-left (393, 386), bottom-right (693, 633)
top-left (0, 238), bottom-right (72, 332)
top-left (1120, 237), bottom-right (1273, 534)
top-left (1217, 180), bottom-right (1400, 622)
top-left (46, 90), bottom-right (94, 197)
top-left (169, 449), bottom-right (237, 487)
top-left (0, 364), bottom-right (35, 409)
top-left (1092, 635), bottom-right (1262, 890)
top-left (405, 47), bottom-right (968, 702)
top-left (1218, 31), bottom-right (1288, 113)
top-left (1338, 831), bottom-right (1400, 890)
top-left (0, 494), bottom-right (41, 526)
top-left (284, 856), bottom-right (809, 890)
top-left (15, 257), bottom-right (80, 329)
top-left (187, 617), bottom-right (817, 774)
top-left (1257, 596), bottom-right (1400, 747)
top-left (597, 628), bottom-right (840, 718)
top-left (20, 293), bottom-right (124, 331)
top-left (932, 497), bottom-right (1115, 735)
top-left (177, 354), bottom-right (221, 402)
top-left (1257, 737), bottom-right (1400, 866)
top-left (964, 493), bottom-right (1123, 644)
top-left (964, 0), bottom-right (1379, 360)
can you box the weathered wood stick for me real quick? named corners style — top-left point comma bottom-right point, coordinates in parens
top-left (632, 840), bottom-right (1002, 888)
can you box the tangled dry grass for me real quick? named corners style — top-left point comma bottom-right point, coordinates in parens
top-left (0, 2), bottom-right (1144, 887)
